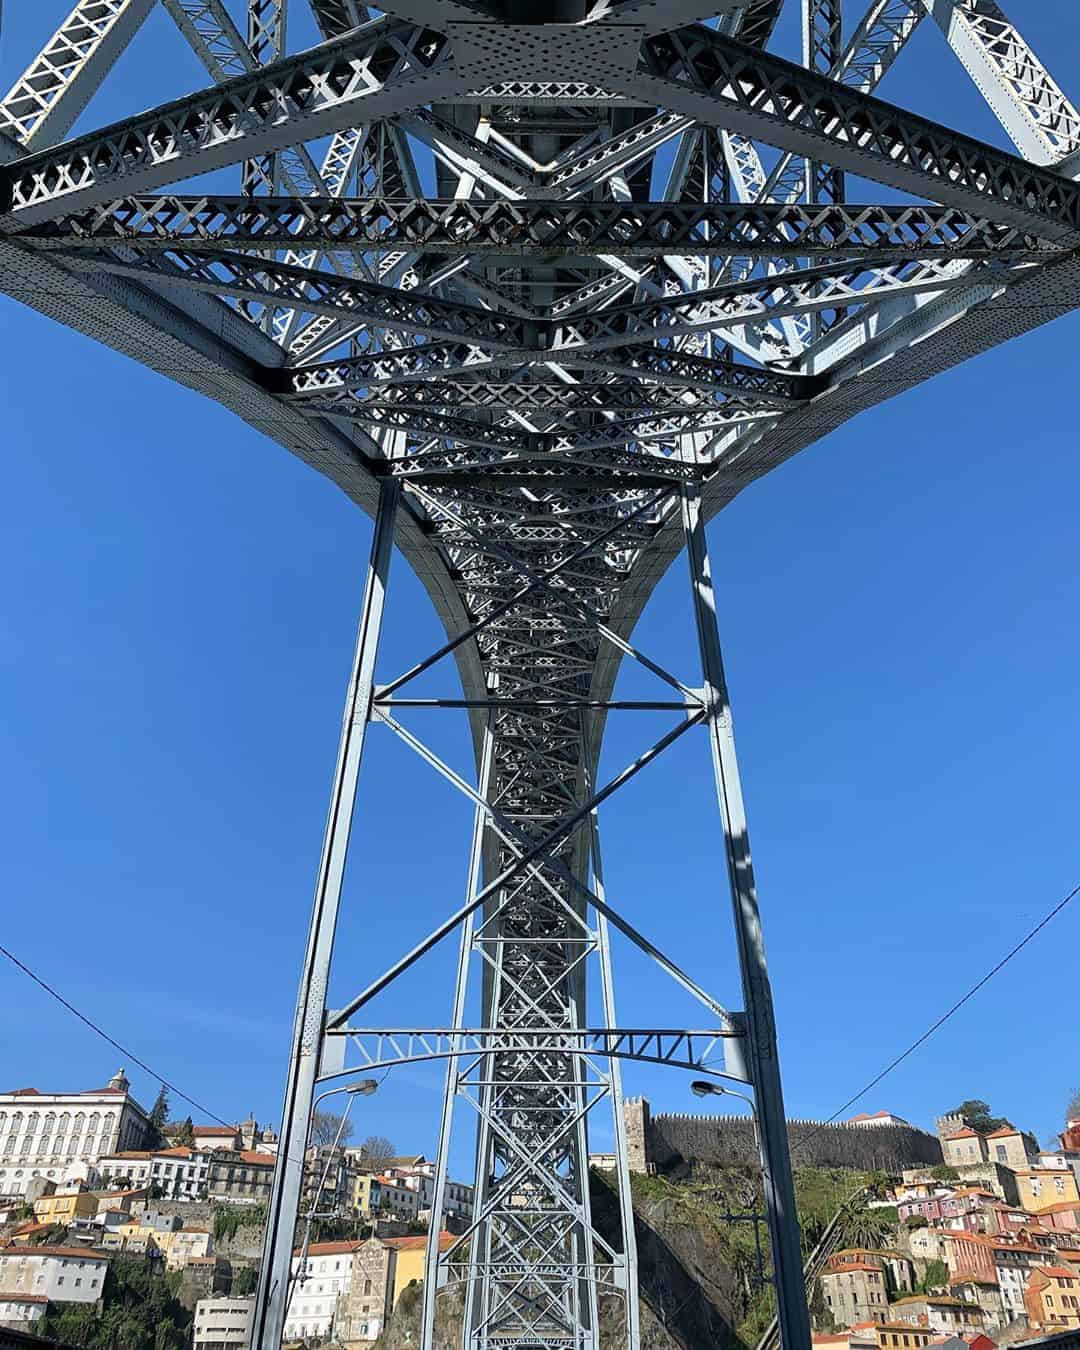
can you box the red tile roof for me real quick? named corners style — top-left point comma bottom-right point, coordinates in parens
top-left (0, 1247), bottom-right (109, 1261)
top-left (382, 1232), bottom-right (456, 1252)
top-left (1035, 1266), bottom-right (1077, 1280)
top-left (984, 1128), bottom-right (1019, 1139)
top-left (0, 1294), bottom-right (48, 1304)
top-left (4, 1089), bottom-right (41, 1097)
top-left (297, 1240), bottom-right (364, 1257)
top-left (946, 1129), bottom-right (980, 1140)
top-left (192, 1126), bottom-right (237, 1137)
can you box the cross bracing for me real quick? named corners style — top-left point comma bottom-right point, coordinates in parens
top-left (2, 4), bottom-right (1079, 1350)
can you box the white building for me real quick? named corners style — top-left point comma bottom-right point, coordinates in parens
top-left (846, 1111), bottom-right (914, 1128)
top-left (0, 1246), bottom-right (109, 1306)
top-left (0, 1293), bottom-right (48, 1328)
top-left (284, 1241), bottom-right (360, 1344)
top-left (0, 1070), bottom-right (153, 1197)
top-left (193, 1295), bottom-right (254, 1349)
top-left (387, 1161), bottom-right (474, 1222)
top-left (188, 1126), bottom-right (241, 1153)
top-left (97, 1146), bottom-right (210, 1199)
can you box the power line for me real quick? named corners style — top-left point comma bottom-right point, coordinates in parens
top-left (793, 879), bottom-right (1080, 1157)
top-left (0, 940), bottom-right (234, 1129)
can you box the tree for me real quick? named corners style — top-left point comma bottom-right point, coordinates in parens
top-left (947, 1100), bottom-right (1010, 1135)
top-left (905, 1214), bottom-right (928, 1230)
top-left (173, 1117), bottom-right (195, 1148)
top-left (918, 1259), bottom-right (949, 1294)
top-left (231, 1266), bottom-right (257, 1296)
top-left (840, 1207), bottom-right (896, 1251)
top-left (1068, 1089), bottom-right (1080, 1122)
top-left (358, 1135), bottom-right (397, 1173)
top-left (311, 1111), bottom-right (355, 1148)
top-left (149, 1086), bottom-right (169, 1136)
top-left (40, 1254), bottom-right (192, 1349)
top-left (930, 1164), bottom-right (960, 1182)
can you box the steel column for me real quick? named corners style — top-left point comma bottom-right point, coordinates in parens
top-left (681, 485), bottom-right (811, 1350)
top-left (420, 712), bottom-right (496, 1347)
top-left (252, 478), bottom-right (399, 1350)
top-left (589, 808), bottom-right (640, 1350)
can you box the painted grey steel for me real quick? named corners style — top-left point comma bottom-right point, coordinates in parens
top-left (2, 3), bottom-right (1080, 1348)
top-left (682, 483), bottom-right (812, 1350)
top-left (419, 714), bottom-right (495, 1350)
top-left (252, 478), bottom-right (398, 1350)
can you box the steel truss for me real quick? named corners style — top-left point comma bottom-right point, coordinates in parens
top-left (2, 4), bottom-right (1080, 1350)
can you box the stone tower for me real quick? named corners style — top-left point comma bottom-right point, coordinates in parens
top-left (624, 1097), bottom-right (654, 1175)
top-left (935, 1111), bottom-right (967, 1142)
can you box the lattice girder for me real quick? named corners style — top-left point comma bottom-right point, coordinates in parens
top-left (3, 5), bottom-right (1080, 1350)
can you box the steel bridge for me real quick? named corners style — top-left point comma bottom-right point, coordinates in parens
top-left (2, 2), bottom-right (1078, 1347)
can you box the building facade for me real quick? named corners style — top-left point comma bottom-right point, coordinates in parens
top-left (0, 1071), bottom-right (153, 1196)
top-left (830, 1251), bottom-right (913, 1295)
top-left (889, 1296), bottom-right (984, 1335)
top-left (0, 1293), bottom-right (47, 1328)
top-left (948, 1277), bottom-right (1005, 1329)
top-left (983, 1127), bottom-right (1035, 1171)
top-left (284, 1240), bottom-right (361, 1344)
top-left (0, 1246), bottom-right (109, 1306)
top-left (207, 1150), bottom-right (274, 1205)
top-left (820, 1263), bottom-right (889, 1325)
top-left (352, 1172), bottom-right (420, 1221)
top-left (193, 1294), bottom-right (254, 1349)
top-left (97, 1146), bottom-right (211, 1199)
top-left (1025, 1265), bottom-right (1080, 1330)
top-left (1015, 1169), bottom-right (1080, 1214)
top-left (341, 1238), bottom-right (395, 1344)
top-left (33, 1186), bottom-right (98, 1227)
top-left (942, 1131), bottom-right (989, 1169)
top-left (384, 1233), bottom-right (456, 1307)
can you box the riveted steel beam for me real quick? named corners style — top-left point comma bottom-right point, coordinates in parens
top-left (24, 195), bottom-right (1064, 261)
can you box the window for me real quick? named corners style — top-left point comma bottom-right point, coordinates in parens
top-left (75, 1279), bottom-right (81, 1288)
top-left (57, 1278), bottom-right (64, 1287)
top-left (364, 1279), bottom-right (372, 1296)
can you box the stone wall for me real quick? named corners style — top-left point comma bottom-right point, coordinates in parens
top-left (129, 1198), bottom-right (266, 1260)
top-left (637, 1106), bottom-right (942, 1174)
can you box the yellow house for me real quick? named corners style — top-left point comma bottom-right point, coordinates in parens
top-left (157, 1228), bottom-right (212, 1270)
top-left (32, 1189), bottom-right (98, 1226)
top-left (109, 1223), bottom-right (210, 1267)
top-left (383, 1233), bottom-right (457, 1307)
top-left (1015, 1169), bottom-right (1080, 1214)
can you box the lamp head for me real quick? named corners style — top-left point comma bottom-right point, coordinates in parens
top-left (690, 1080), bottom-right (726, 1099)
top-left (347, 1079), bottom-right (379, 1097)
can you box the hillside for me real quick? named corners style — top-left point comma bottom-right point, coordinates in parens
top-left (373, 1164), bottom-right (881, 1350)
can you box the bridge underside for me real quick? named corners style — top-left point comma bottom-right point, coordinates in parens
top-left (2, 2), bottom-right (1079, 1347)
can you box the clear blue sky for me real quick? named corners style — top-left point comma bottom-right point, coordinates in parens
top-left (1, 6), bottom-right (1078, 1175)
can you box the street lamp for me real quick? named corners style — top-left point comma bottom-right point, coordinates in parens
top-left (312, 1078), bottom-right (379, 1116)
top-left (289, 1077), bottom-right (381, 1317)
top-left (690, 1080), bottom-right (754, 1111)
